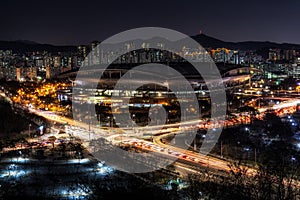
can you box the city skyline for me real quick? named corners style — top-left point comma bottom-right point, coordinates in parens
top-left (0, 2), bottom-right (300, 199)
top-left (1, 1), bottom-right (300, 45)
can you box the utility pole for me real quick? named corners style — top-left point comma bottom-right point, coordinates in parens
top-left (221, 141), bottom-right (223, 158)
top-left (254, 148), bottom-right (257, 164)
top-left (207, 157), bottom-right (210, 168)
top-left (89, 121), bottom-right (91, 140)
top-left (29, 123), bottom-right (32, 137)
top-left (88, 104), bottom-right (91, 141)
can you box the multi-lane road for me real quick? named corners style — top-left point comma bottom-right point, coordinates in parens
top-left (23, 97), bottom-right (300, 177)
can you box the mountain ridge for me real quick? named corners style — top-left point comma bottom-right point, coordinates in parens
top-left (1, 34), bottom-right (300, 53)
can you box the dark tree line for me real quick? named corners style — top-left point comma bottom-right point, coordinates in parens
top-left (184, 160), bottom-right (299, 200)
top-left (0, 101), bottom-right (28, 134)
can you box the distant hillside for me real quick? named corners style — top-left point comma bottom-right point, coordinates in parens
top-left (0, 40), bottom-right (77, 53)
top-left (191, 34), bottom-right (300, 50)
top-left (191, 34), bottom-right (234, 49)
top-left (1, 34), bottom-right (300, 53)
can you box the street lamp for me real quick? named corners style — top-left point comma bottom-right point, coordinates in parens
top-left (107, 116), bottom-right (110, 127)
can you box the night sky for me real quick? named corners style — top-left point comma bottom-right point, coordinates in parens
top-left (1, 0), bottom-right (299, 45)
